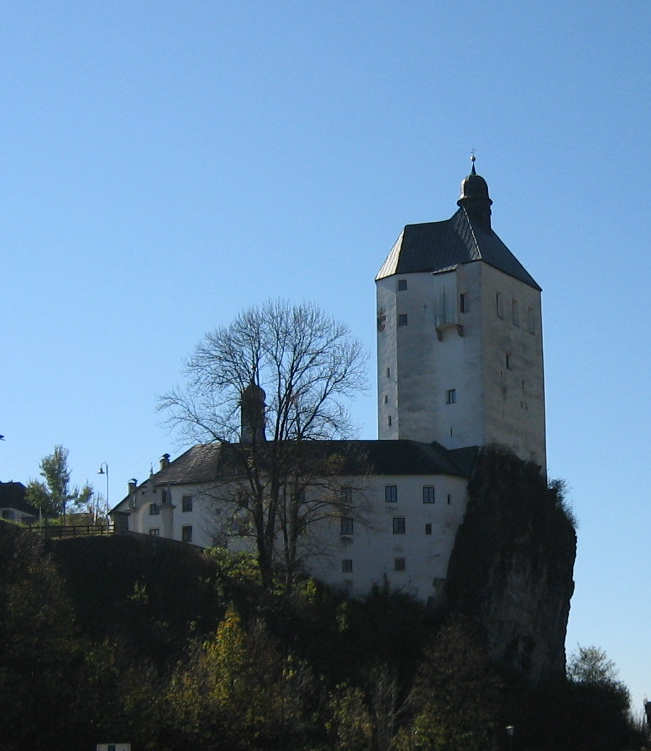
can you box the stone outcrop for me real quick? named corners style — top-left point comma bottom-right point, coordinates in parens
top-left (446, 447), bottom-right (576, 684)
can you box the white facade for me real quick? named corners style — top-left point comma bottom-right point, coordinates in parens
top-left (306, 473), bottom-right (468, 601)
top-left (377, 262), bottom-right (545, 466)
top-left (115, 468), bottom-right (469, 603)
top-left (123, 479), bottom-right (237, 549)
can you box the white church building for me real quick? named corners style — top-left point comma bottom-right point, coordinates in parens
top-left (111, 161), bottom-right (546, 602)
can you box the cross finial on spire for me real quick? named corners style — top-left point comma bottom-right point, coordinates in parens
top-left (470, 150), bottom-right (477, 175)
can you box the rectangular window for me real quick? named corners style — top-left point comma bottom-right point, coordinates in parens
top-left (388, 415), bottom-right (392, 426)
top-left (459, 293), bottom-right (467, 313)
top-left (385, 485), bottom-right (398, 503)
top-left (161, 488), bottom-right (172, 505)
top-left (506, 352), bottom-right (512, 369)
top-left (182, 525), bottom-right (193, 543)
top-left (394, 557), bottom-right (406, 571)
top-left (182, 495), bottom-right (193, 512)
top-left (384, 394), bottom-right (388, 404)
top-left (496, 292), bottom-right (504, 318)
top-left (340, 516), bottom-right (354, 535)
top-left (392, 516), bottom-right (406, 535)
top-left (447, 494), bottom-right (452, 505)
top-left (398, 313), bottom-right (408, 326)
top-left (422, 486), bottom-right (435, 503)
top-left (512, 299), bottom-right (520, 326)
top-left (446, 388), bottom-right (456, 404)
top-left (398, 279), bottom-right (407, 291)
top-left (386, 367), bottom-right (390, 378)
top-left (425, 523), bottom-right (432, 535)
top-left (149, 503), bottom-right (160, 515)
top-left (342, 559), bottom-right (353, 573)
top-left (149, 528), bottom-right (160, 536)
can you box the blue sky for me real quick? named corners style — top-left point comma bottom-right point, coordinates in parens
top-left (2, 0), bottom-right (649, 714)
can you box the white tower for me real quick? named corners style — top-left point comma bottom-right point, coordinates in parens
top-left (376, 160), bottom-right (546, 468)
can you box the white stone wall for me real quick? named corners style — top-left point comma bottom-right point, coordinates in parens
top-left (305, 473), bottom-right (468, 602)
top-left (125, 481), bottom-right (226, 548)
top-left (377, 265), bottom-right (484, 449)
top-left (118, 472), bottom-right (469, 603)
top-left (376, 261), bottom-right (546, 467)
top-left (478, 264), bottom-right (546, 467)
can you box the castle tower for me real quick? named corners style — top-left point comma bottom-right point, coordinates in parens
top-left (376, 159), bottom-right (546, 468)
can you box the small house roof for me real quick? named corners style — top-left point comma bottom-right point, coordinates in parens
top-left (0, 481), bottom-right (37, 515)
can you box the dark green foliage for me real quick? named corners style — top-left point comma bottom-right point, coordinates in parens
top-left (505, 675), bottom-right (640, 751)
top-left (26, 444), bottom-right (95, 517)
top-left (0, 525), bottom-right (85, 749)
top-left (47, 534), bottom-right (227, 663)
top-left (395, 618), bottom-right (503, 751)
top-left (0, 506), bottom-right (638, 750)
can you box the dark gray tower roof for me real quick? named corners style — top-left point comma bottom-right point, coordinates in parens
top-left (376, 165), bottom-right (540, 290)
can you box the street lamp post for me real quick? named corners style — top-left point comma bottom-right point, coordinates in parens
top-left (97, 462), bottom-right (109, 528)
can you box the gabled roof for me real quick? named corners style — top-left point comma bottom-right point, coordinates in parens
top-left (113, 440), bottom-right (478, 510)
top-left (376, 207), bottom-right (540, 290)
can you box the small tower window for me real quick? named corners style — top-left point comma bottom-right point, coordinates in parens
top-left (425, 523), bottom-right (432, 535)
top-left (342, 559), bottom-right (353, 573)
top-left (398, 314), bottom-right (408, 326)
top-left (386, 367), bottom-right (390, 378)
top-left (340, 517), bottom-right (354, 535)
top-left (398, 279), bottom-right (408, 291)
top-left (447, 494), bottom-right (452, 505)
top-left (384, 394), bottom-right (388, 404)
top-left (506, 352), bottom-right (512, 370)
top-left (460, 293), bottom-right (467, 313)
top-left (496, 292), bottom-right (504, 318)
top-left (446, 389), bottom-right (456, 404)
top-left (388, 415), bottom-right (392, 427)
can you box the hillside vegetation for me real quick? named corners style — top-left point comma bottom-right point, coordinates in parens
top-left (0, 452), bottom-right (641, 751)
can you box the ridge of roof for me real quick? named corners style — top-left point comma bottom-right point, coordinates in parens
top-left (112, 440), bottom-right (479, 510)
top-left (376, 208), bottom-right (540, 290)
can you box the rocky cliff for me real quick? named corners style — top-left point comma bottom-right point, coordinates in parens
top-left (446, 446), bottom-right (576, 684)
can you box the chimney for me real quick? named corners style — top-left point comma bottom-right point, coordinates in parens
top-left (128, 478), bottom-right (137, 494)
top-left (160, 453), bottom-right (170, 471)
top-left (240, 382), bottom-right (266, 443)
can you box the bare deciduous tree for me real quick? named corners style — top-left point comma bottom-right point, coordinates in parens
top-left (159, 300), bottom-right (367, 589)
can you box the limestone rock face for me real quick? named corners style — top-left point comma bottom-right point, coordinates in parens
top-left (446, 447), bottom-right (576, 684)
